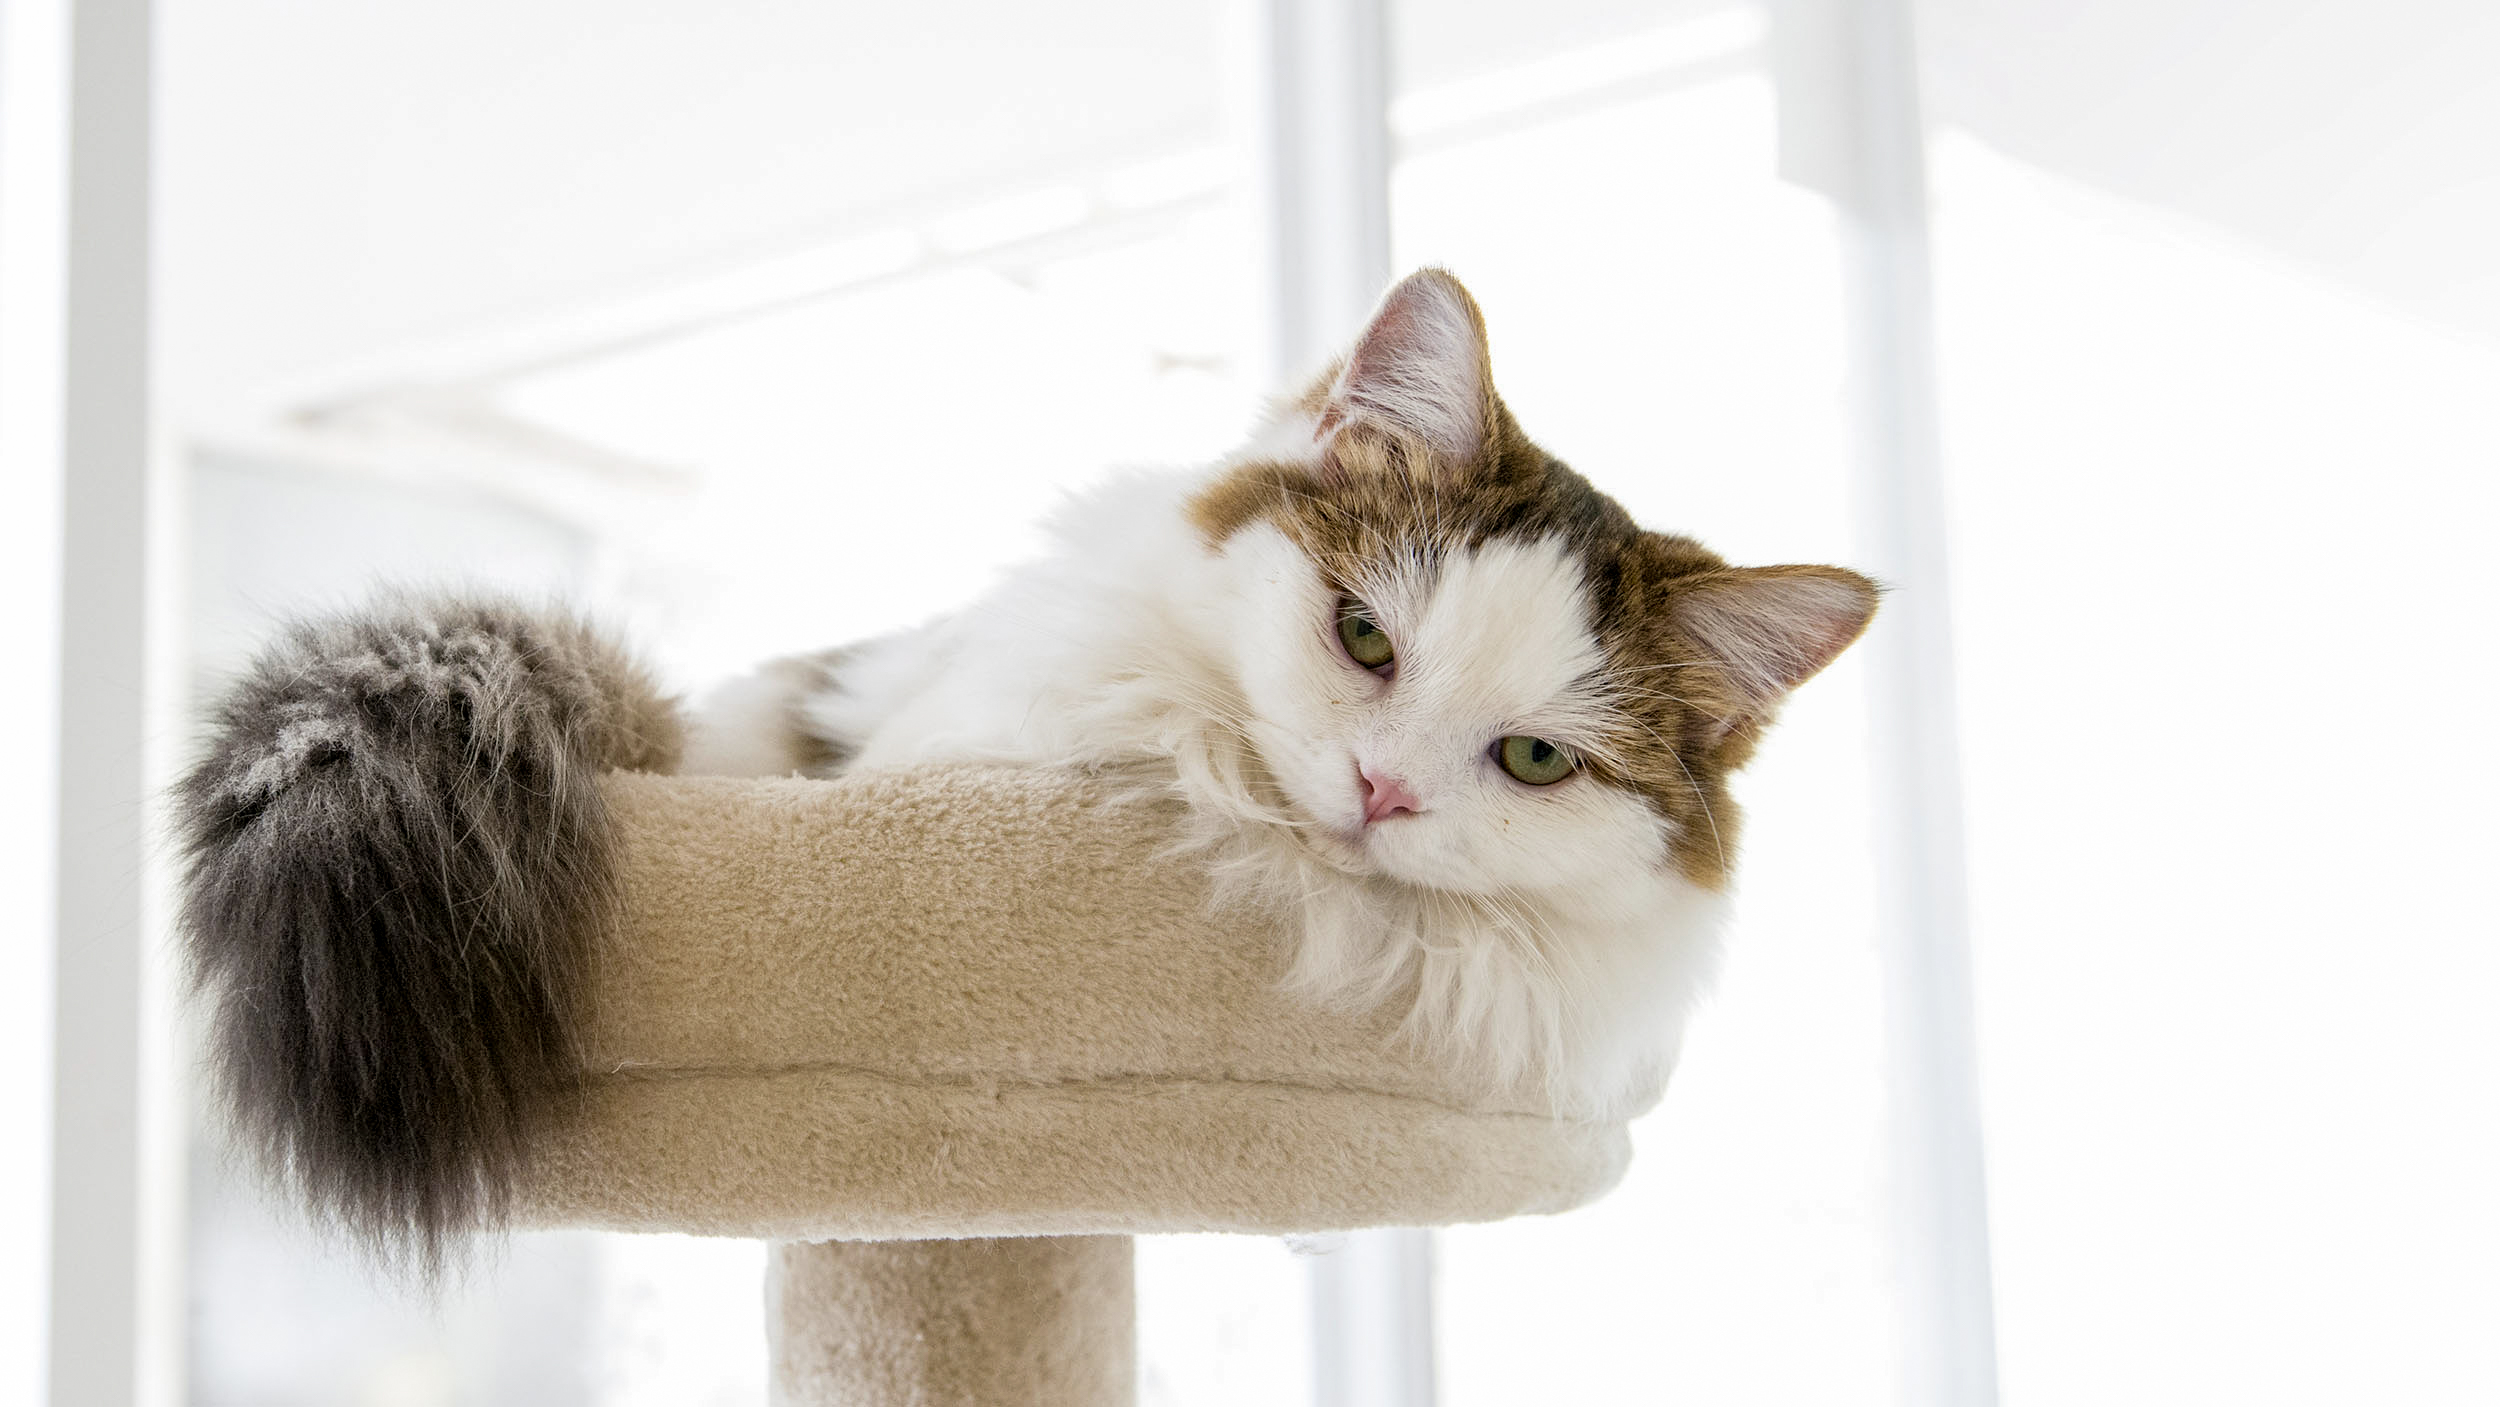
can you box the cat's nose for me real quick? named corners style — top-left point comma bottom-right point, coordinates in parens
top-left (1359, 765), bottom-right (1421, 824)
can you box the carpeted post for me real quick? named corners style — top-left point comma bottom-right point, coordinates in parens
top-left (767, 1235), bottom-right (1136, 1406)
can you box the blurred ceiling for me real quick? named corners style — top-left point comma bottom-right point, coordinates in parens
top-left (161, 0), bottom-right (2500, 418)
top-left (160, 0), bottom-right (1223, 412)
top-left (1923, 0), bottom-right (2500, 346)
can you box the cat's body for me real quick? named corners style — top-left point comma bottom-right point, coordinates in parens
top-left (684, 270), bottom-right (1876, 1119)
top-left (684, 469), bottom-right (1720, 1119)
top-left (174, 269), bottom-right (1875, 1271)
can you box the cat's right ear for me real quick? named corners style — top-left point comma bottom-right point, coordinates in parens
top-left (1307, 268), bottom-right (1497, 469)
top-left (1671, 565), bottom-right (1881, 733)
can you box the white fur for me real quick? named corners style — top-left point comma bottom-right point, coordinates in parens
top-left (681, 668), bottom-right (816, 778)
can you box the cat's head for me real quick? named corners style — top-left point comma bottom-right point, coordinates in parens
top-left (1189, 269), bottom-right (1877, 897)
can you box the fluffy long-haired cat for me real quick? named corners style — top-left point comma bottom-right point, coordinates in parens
top-left (177, 268), bottom-right (1874, 1270)
top-left (688, 268), bottom-right (1876, 1112)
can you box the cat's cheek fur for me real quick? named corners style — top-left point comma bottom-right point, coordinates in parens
top-left (1360, 776), bottom-right (1670, 894)
top-left (1207, 522), bottom-right (1371, 828)
top-left (1286, 854), bottom-right (1728, 1116)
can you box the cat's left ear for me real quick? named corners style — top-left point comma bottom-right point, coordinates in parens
top-left (1671, 565), bottom-right (1881, 725)
top-left (1311, 267), bottom-right (1497, 467)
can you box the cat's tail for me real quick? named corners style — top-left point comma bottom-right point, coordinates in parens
top-left (173, 593), bottom-right (683, 1277)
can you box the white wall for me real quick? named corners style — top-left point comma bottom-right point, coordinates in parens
top-left (157, 0), bottom-right (1229, 418)
top-left (1935, 132), bottom-right (2500, 1406)
top-left (1924, 0), bottom-right (2500, 346)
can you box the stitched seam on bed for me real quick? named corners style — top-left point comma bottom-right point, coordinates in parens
top-left (582, 1060), bottom-right (1606, 1128)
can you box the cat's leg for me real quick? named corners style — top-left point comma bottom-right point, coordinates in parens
top-left (679, 647), bottom-right (859, 779)
top-left (684, 619), bottom-right (960, 779)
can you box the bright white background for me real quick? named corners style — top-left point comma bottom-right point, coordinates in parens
top-left (5, 0), bottom-right (2495, 1403)
top-left (1934, 130), bottom-right (2500, 1406)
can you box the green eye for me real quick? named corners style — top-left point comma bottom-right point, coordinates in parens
top-left (1497, 735), bottom-right (1576, 785)
top-left (1337, 599), bottom-right (1395, 670)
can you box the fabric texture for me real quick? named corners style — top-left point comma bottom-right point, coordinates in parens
top-left (767, 1236), bottom-right (1132, 1407)
top-left (515, 765), bottom-right (1649, 1240)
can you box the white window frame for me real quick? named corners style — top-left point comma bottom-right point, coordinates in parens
top-left (1772, 1), bottom-right (2000, 1402)
top-left (15, 0), bottom-right (188, 1405)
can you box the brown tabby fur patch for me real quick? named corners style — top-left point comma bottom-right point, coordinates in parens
top-left (1192, 393), bottom-right (1868, 890)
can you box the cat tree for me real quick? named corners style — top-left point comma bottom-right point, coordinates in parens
top-left (513, 764), bottom-right (1645, 1404)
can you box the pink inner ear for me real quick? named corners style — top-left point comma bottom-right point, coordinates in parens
top-left (1317, 270), bottom-right (1491, 464)
top-left (1675, 569), bottom-right (1880, 714)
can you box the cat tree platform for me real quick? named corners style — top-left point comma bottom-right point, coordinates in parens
top-left (513, 766), bottom-right (1646, 1405)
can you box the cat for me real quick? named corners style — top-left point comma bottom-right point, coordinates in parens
top-left (174, 267), bottom-right (1875, 1273)
top-left (682, 268), bottom-right (1877, 1120)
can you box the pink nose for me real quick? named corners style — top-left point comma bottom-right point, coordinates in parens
top-left (1359, 765), bottom-right (1421, 824)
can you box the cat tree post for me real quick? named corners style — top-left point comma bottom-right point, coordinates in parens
top-left (767, 1236), bottom-right (1134, 1406)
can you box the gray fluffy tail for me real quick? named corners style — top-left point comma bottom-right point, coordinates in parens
top-left (174, 594), bottom-right (682, 1276)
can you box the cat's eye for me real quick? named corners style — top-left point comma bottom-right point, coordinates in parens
top-left (1337, 598), bottom-right (1395, 671)
top-left (1496, 735), bottom-right (1576, 786)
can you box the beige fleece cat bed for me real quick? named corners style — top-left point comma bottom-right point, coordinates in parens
top-left (518, 766), bottom-right (1635, 1403)
top-left (524, 766), bottom-right (1632, 1241)
top-left (175, 603), bottom-right (1648, 1407)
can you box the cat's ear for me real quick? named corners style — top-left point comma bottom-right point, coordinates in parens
top-left (1310, 268), bottom-right (1496, 467)
top-left (1672, 565), bottom-right (1881, 723)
